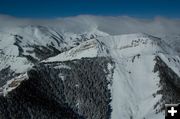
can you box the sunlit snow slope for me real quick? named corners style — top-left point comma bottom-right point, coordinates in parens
top-left (98, 33), bottom-right (178, 119)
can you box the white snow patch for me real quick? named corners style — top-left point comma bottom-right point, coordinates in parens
top-left (54, 65), bottom-right (71, 70)
top-left (58, 73), bottom-right (65, 81)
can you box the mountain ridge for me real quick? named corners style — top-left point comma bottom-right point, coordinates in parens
top-left (0, 25), bottom-right (180, 119)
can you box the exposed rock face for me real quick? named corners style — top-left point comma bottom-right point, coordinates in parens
top-left (0, 57), bottom-right (114, 119)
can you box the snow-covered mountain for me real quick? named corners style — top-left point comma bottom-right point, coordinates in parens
top-left (45, 32), bottom-right (180, 119)
top-left (0, 25), bottom-right (107, 84)
top-left (0, 25), bottom-right (180, 119)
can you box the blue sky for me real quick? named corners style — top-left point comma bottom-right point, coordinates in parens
top-left (0, 0), bottom-right (180, 18)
